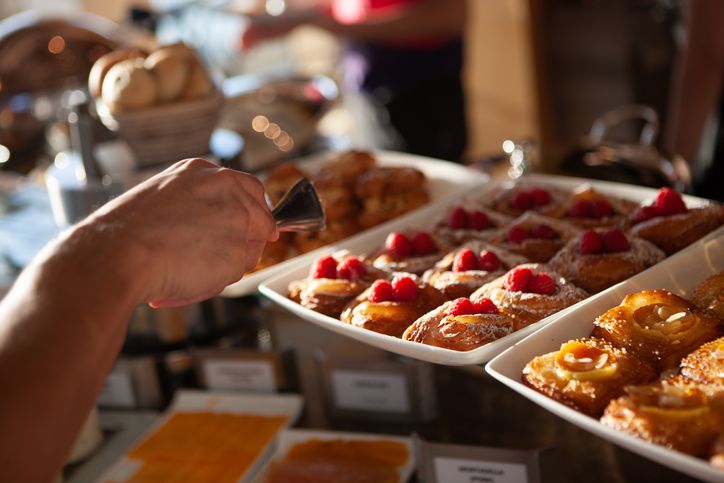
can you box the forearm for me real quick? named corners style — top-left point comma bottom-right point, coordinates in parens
top-left (0, 221), bottom-right (146, 483)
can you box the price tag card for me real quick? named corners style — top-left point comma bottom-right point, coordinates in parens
top-left (98, 370), bottom-right (136, 408)
top-left (195, 349), bottom-right (287, 393)
top-left (415, 435), bottom-right (541, 483)
top-left (331, 369), bottom-right (410, 413)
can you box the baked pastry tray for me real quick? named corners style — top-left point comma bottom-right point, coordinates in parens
top-left (260, 174), bottom-right (719, 366)
top-left (222, 150), bottom-right (489, 297)
top-left (485, 232), bottom-right (724, 482)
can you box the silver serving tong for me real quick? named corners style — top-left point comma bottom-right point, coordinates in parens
top-left (271, 177), bottom-right (326, 232)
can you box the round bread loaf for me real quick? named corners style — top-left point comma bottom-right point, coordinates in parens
top-left (144, 50), bottom-right (190, 102)
top-left (88, 48), bottom-right (146, 98)
top-left (101, 59), bottom-right (158, 111)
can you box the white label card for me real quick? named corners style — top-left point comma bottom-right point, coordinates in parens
top-left (97, 371), bottom-right (135, 408)
top-left (331, 370), bottom-right (410, 413)
top-left (202, 359), bottom-right (276, 393)
top-left (434, 457), bottom-right (528, 483)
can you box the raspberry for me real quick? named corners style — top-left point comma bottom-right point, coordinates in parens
top-left (529, 188), bottom-right (552, 206)
top-left (510, 191), bottom-right (532, 211)
top-left (530, 223), bottom-right (557, 240)
top-left (653, 187), bottom-right (687, 216)
top-left (528, 273), bottom-right (556, 295)
top-left (447, 207), bottom-right (468, 229)
top-left (472, 297), bottom-right (500, 314)
top-left (311, 255), bottom-right (338, 279)
top-left (392, 276), bottom-right (418, 302)
top-left (602, 228), bottom-right (630, 253)
top-left (411, 232), bottom-right (437, 255)
top-left (336, 256), bottom-right (366, 280)
top-left (445, 297), bottom-right (476, 316)
top-left (468, 210), bottom-right (490, 230)
top-left (452, 248), bottom-right (479, 272)
top-left (478, 250), bottom-right (501, 272)
top-left (591, 199), bottom-right (614, 217)
top-left (369, 279), bottom-right (394, 302)
top-left (568, 199), bottom-right (591, 218)
top-left (631, 205), bottom-right (659, 224)
top-left (504, 267), bottom-right (533, 292)
top-left (385, 232), bottom-right (412, 259)
top-left (507, 225), bottom-right (529, 244)
top-left (579, 229), bottom-right (603, 255)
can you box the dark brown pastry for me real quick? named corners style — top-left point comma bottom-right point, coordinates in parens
top-left (433, 204), bottom-right (513, 245)
top-left (522, 337), bottom-right (656, 417)
top-left (355, 167), bottom-right (430, 228)
top-left (691, 270), bottom-right (724, 321)
top-left (311, 172), bottom-right (359, 222)
top-left (341, 275), bottom-right (446, 338)
top-left (288, 253), bottom-right (388, 318)
top-left (403, 296), bottom-right (514, 351)
top-left (484, 182), bottom-right (569, 218)
top-left (601, 376), bottom-right (724, 457)
top-left (470, 264), bottom-right (588, 331)
top-left (250, 233), bottom-right (292, 272)
top-left (369, 231), bottom-right (451, 276)
top-left (592, 290), bottom-right (724, 371)
top-left (552, 185), bottom-right (639, 228)
top-left (422, 240), bottom-right (527, 299)
top-left (293, 220), bottom-right (359, 254)
top-left (318, 150), bottom-right (376, 180)
top-left (265, 163), bottom-right (306, 206)
top-left (548, 228), bottom-right (665, 293)
top-left (489, 212), bottom-right (582, 263)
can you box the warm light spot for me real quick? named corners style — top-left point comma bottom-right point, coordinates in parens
top-left (265, 0), bottom-right (286, 16)
top-left (48, 35), bottom-right (66, 54)
top-left (0, 145), bottom-right (9, 164)
top-left (264, 122), bottom-right (281, 139)
top-left (251, 115), bottom-right (269, 132)
top-left (273, 131), bottom-right (290, 147)
top-left (502, 139), bottom-right (515, 154)
top-left (278, 138), bottom-right (294, 152)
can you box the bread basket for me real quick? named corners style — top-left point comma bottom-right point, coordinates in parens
top-left (96, 94), bottom-right (224, 167)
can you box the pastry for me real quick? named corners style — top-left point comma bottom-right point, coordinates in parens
top-left (592, 290), bottom-right (724, 371)
top-left (423, 240), bottom-right (527, 299)
top-left (691, 270), bottom-right (724, 321)
top-left (264, 163), bottom-right (306, 206)
top-left (548, 228), bottom-right (665, 293)
top-left (355, 166), bottom-right (430, 228)
top-left (628, 187), bottom-right (724, 255)
top-left (288, 253), bottom-right (387, 318)
top-left (293, 220), bottom-right (359, 254)
top-left (144, 49), bottom-right (190, 102)
top-left (554, 185), bottom-right (639, 228)
top-left (250, 233), bottom-right (292, 272)
top-left (484, 182), bottom-right (568, 217)
top-left (434, 204), bottom-right (512, 245)
top-left (403, 296), bottom-right (514, 351)
top-left (88, 48), bottom-right (146, 98)
top-left (601, 376), bottom-right (723, 456)
top-left (369, 231), bottom-right (450, 276)
top-left (488, 212), bottom-right (582, 263)
top-left (709, 434), bottom-right (724, 471)
top-left (318, 150), bottom-right (376, 180)
top-left (680, 337), bottom-right (724, 388)
top-left (470, 264), bottom-right (588, 331)
top-left (522, 337), bottom-right (656, 417)
top-left (341, 275), bottom-right (447, 337)
top-left (312, 172), bottom-right (359, 222)
top-left (101, 58), bottom-right (158, 111)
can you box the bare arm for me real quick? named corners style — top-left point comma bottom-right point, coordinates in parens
top-left (665, 0), bottom-right (724, 163)
top-left (0, 159), bottom-right (277, 483)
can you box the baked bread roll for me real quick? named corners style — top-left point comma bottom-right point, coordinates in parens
top-left (144, 49), bottom-right (190, 102)
top-left (680, 337), bottom-right (724, 387)
top-left (522, 337), bottom-right (656, 417)
top-left (592, 289), bottom-right (723, 371)
top-left (601, 376), bottom-right (723, 456)
top-left (101, 58), bottom-right (157, 111)
top-left (319, 150), bottom-right (376, 180)
top-left (470, 264), bottom-right (588, 331)
top-left (403, 296), bottom-right (514, 351)
top-left (548, 228), bottom-right (665, 293)
top-left (88, 48), bottom-right (146, 98)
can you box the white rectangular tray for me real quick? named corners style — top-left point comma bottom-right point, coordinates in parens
top-left (251, 429), bottom-right (415, 483)
top-left (222, 150), bottom-right (489, 297)
top-left (259, 174), bottom-right (720, 366)
top-left (485, 234), bottom-right (724, 482)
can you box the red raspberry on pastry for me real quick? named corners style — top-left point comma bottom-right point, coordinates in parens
top-left (653, 187), bottom-right (687, 216)
top-left (392, 276), bottom-right (418, 302)
top-left (478, 250), bottom-right (500, 271)
top-left (472, 297), bottom-right (500, 314)
top-left (631, 205), bottom-right (658, 224)
top-left (469, 210), bottom-right (491, 230)
top-left (568, 199), bottom-right (591, 218)
top-left (602, 228), bottom-right (630, 253)
top-left (508, 225), bottom-right (529, 243)
top-left (412, 232), bottom-right (437, 255)
top-left (579, 229), bottom-right (603, 255)
top-left (591, 199), bottom-right (614, 217)
top-left (504, 267), bottom-right (534, 292)
top-left (528, 273), bottom-right (556, 295)
top-left (385, 232), bottom-right (412, 259)
top-left (511, 191), bottom-right (533, 211)
top-left (446, 297), bottom-right (476, 316)
top-left (369, 279), bottom-right (394, 302)
top-left (453, 248), bottom-right (479, 272)
top-left (311, 254), bottom-right (338, 279)
top-left (337, 256), bottom-right (366, 280)
top-left (529, 188), bottom-right (552, 206)
top-left (530, 223), bottom-right (557, 240)
top-left (447, 206), bottom-right (468, 229)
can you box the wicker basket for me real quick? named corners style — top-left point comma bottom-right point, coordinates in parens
top-left (97, 94), bottom-right (224, 168)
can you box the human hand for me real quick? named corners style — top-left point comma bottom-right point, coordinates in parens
top-left (77, 158), bottom-right (277, 308)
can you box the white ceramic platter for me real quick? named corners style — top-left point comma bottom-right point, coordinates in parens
top-left (259, 174), bottom-right (721, 366)
top-left (485, 233), bottom-right (724, 482)
top-left (96, 390), bottom-right (304, 483)
top-left (250, 428), bottom-right (415, 483)
top-left (222, 150), bottom-right (489, 297)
